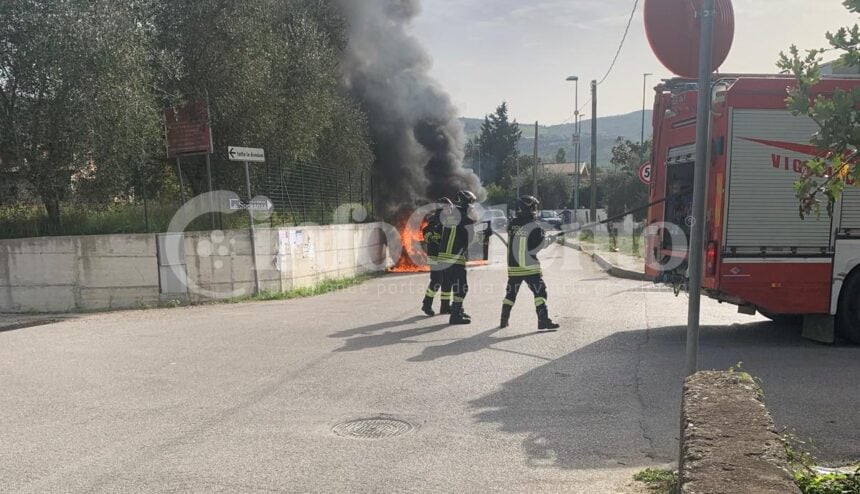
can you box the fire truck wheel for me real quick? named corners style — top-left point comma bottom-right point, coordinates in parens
top-left (836, 271), bottom-right (860, 344)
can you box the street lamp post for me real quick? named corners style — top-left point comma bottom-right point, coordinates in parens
top-left (641, 73), bottom-right (652, 165)
top-left (566, 75), bottom-right (580, 212)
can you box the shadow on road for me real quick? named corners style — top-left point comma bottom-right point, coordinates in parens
top-left (407, 328), bottom-right (539, 362)
top-left (469, 320), bottom-right (860, 470)
top-left (328, 315), bottom-right (429, 339)
top-left (332, 323), bottom-right (451, 353)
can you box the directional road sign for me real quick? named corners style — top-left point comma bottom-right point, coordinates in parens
top-left (229, 198), bottom-right (273, 211)
top-left (228, 146), bottom-right (266, 163)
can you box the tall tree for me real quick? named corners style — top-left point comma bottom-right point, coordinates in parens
top-left (604, 138), bottom-right (649, 220)
top-left (0, 0), bottom-right (161, 227)
top-left (466, 102), bottom-right (521, 185)
top-left (153, 0), bottom-right (372, 193)
top-left (778, 0), bottom-right (860, 217)
top-left (610, 137), bottom-right (651, 173)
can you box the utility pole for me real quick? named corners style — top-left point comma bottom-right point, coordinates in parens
top-left (590, 80), bottom-right (598, 223)
top-left (641, 73), bottom-right (652, 165)
top-left (567, 75), bottom-right (580, 212)
top-left (686, 0), bottom-right (716, 377)
top-left (533, 121), bottom-right (539, 197)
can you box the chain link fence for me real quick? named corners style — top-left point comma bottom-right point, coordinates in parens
top-left (260, 160), bottom-right (374, 226)
top-left (0, 161), bottom-right (375, 240)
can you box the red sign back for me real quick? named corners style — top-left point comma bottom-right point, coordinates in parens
top-left (164, 102), bottom-right (213, 158)
top-left (644, 0), bottom-right (735, 78)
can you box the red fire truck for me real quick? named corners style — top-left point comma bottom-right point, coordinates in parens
top-left (645, 74), bottom-right (860, 343)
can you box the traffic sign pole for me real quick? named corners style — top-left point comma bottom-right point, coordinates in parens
top-left (244, 160), bottom-right (261, 296)
top-left (686, 0), bottom-right (716, 377)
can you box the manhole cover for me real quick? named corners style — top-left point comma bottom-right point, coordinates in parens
top-left (332, 417), bottom-right (414, 439)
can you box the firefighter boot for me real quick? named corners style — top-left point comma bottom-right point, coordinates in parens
top-left (500, 305), bottom-right (512, 329)
top-left (421, 298), bottom-right (435, 317)
top-left (537, 306), bottom-right (560, 332)
top-left (440, 299), bottom-right (451, 315)
top-left (449, 303), bottom-right (471, 325)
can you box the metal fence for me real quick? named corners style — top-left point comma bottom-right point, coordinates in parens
top-left (260, 161), bottom-right (374, 226)
top-left (0, 161), bottom-right (375, 240)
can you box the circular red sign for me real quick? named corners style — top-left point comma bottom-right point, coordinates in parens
top-left (644, 0), bottom-right (735, 78)
top-left (639, 162), bottom-right (652, 185)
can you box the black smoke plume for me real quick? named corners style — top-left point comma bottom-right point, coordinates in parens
top-left (335, 0), bottom-right (484, 220)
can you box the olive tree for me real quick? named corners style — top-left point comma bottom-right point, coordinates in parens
top-left (778, 0), bottom-right (860, 217)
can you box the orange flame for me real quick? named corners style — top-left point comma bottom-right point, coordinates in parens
top-left (390, 218), bottom-right (430, 273)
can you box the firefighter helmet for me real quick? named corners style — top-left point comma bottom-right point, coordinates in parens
top-left (516, 195), bottom-right (540, 217)
top-left (436, 197), bottom-right (454, 210)
top-left (454, 190), bottom-right (477, 208)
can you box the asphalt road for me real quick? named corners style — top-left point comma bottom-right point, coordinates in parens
top-left (1, 242), bottom-right (858, 493)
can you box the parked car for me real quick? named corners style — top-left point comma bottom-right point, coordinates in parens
top-left (481, 209), bottom-right (508, 231)
top-left (538, 210), bottom-right (562, 230)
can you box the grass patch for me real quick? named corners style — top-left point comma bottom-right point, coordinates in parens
top-left (209, 274), bottom-right (377, 308)
top-left (245, 275), bottom-right (373, 302)
top-left (633, 469), bottom-right (679, 494)
top-left (578, 231), bottom-right (645, 258)
top-left (785, 434), bottom-right (860, 494)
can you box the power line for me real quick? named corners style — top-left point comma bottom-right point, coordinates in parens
top-left (597, 0), bottom-right (640, 86)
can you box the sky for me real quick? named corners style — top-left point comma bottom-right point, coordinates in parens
top-left (410, 0), bottom-right (853, 125)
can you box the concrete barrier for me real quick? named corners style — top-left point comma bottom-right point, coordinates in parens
top-left (0, 223), bottom-right (392, 313)
top-left (680, 371), bottom-right (800, 494)
top-left (0, 234), bottom-right (160, 312)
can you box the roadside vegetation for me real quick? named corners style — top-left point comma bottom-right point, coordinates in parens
top-left (577, 230), bottom-right (645, 259)
top-left (785, 435), bottom-right (860, 494)
top-left (235, 275), bottom-right (374, 303)
top-left (154, 274), bottom-right (375, 311)
top-left (0, 0), bottom-right (372, 236)
top-left (633, 468), bottom-right (679, 494)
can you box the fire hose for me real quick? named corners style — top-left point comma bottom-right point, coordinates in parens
top-left (488, 190), bottom-right (688, 248)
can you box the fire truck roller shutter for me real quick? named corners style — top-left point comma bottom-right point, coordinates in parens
top-left (725, 109), bottom-right (833, 255)
top-left (840, 187), bottom-right (860, 233)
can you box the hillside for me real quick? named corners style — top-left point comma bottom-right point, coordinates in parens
top-left (461, 110), bottom-right (653, 167)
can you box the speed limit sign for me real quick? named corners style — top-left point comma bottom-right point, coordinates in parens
top-left (638, 162), bottom-right (652, 185)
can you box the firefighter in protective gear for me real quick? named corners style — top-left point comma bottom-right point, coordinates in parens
top-left (421, 198), bottom-right (453, 316)
top-left (440, 190), bottom-right (477, 325)
top-left (500, 195), bottom-right (561, 331)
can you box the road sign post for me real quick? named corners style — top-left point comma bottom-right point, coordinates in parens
top-left (229, 147), bottom-right (266, 295)
top-left (686, 0), bottom-right (716, 378)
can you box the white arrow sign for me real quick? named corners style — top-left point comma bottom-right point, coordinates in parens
top-left (228, 146), bottom-right (265, 163)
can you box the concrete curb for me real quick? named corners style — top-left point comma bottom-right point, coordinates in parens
top-left (680, 371), bottom-right (800, 493)
top-left (564, 241), bottom-right (651, 282)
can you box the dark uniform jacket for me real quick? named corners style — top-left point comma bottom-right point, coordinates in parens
top-left (439, 210), bottom-right (473, 266)
top-left (507, 216), bottom-right (549, 277)
top-left (422, 214), bottom-right (443, 266)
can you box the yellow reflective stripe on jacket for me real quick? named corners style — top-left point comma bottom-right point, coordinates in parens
top-left (445, 228), bottom-right (457, 254)
top-left (517, 233), bottom-right (528, 270)
top-left (438, 253), bottom-right (466, 265)
top-left (508, 266), bottom-right (542, 276)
